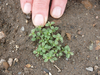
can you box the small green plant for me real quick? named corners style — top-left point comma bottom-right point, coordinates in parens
top-left (29, 22), bottom-right (73, 62)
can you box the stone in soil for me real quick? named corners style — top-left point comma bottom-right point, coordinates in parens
top-left (94, 65), bottom-right (98, 71)
top-left (81, 0), bottom-right (93, 9)
top-left (0, 31), bottom-right (5, 39)
top-left (86, 67), bottom-right (93, 72)
top-left (8, 58), bottom-right (13, 66)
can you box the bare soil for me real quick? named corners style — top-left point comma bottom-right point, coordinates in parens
top-left (0, 0), bottom-right (100, 75)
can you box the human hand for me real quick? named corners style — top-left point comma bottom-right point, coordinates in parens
top-left (20, 0), bottom-right (67, 27)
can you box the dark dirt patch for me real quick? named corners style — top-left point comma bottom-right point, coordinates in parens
top-left (0, 0), bottom-right (100, 75)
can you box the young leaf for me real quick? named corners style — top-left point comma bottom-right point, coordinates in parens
top-left (66, 54), bottom-right (70, 59)
top-left (31, 38), bottom-right (36, 41)
top-left (33, 50), bottom-right (37, 54)
top-left (44, 59), bottom-right (48, 62)
top-left (51, 21), bottom-right (55, 25)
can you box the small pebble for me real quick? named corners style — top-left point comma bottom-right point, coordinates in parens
top-left (26, 15), bottom-right (31, 20)
top-left (15, 45), bottom-right (19, 50)
top-left (94, 65), bottom-right (98, 70)
top-left (26, 20), bottom-right (28, 23)
top-left (0, 31), bottom-right (5, 39)
top-left (43, 68), bottom-right (49, 73)
top-left (14, 58), bottom-right (18, 65)
top-left (3, 61), bottom-right (9, 70)
top-left (0, 59), bottom-right (6, 65)
top-left (86, 67), bottom-right (93, 72)
top-left (89, 43), bottom-right (93, 50)
top-left (6, 3), bottom-right (8, 6)
top-left (8, 58), bottom-right (13, 66)
top-left (96, 57), bottom-right (98, 60)
top-left (18, 72), bottom-right (22, 75)
top-left (21, 26), bottom-right (25, 32)
top-left (66, 58), bottom-right (68, 61)
top-left (81, 0), bottom-right (93, 9)
top-left (25, 64), bottom-right (31, 68)
top-left (96, 16), bottom-right (99, 19)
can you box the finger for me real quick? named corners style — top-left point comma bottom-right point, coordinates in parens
top-left (50, 0), bottom-right (68, 18)
top-left (20, 0), bottom-right (33, 14)
top-left (32, 0), bottom-right (50, 27)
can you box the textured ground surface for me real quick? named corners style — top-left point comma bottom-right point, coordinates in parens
top-left (0, 0), bottom-right (100, 75)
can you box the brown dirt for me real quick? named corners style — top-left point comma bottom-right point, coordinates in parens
top-left (0, 0), bottom-right (100, 75)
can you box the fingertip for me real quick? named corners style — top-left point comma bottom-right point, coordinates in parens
top-left (23, 3), bottom-right (31, 14)
top-left (51, 6), bottom-right (62, 18)
top-left (32, 14), bottom-right (47, 27)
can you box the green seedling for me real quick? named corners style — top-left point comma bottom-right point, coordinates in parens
top-left (29, 21), bottom-right (73, 62)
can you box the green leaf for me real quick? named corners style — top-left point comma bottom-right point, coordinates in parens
top-left (64, 46), bottom-right (70, 51)
top-left (60, 37), bottom-right (63, 43)
top-left (59, 52), bottom-right (63, 56)
top-left (66, 54), bottom-right (70, 59)
top-left (51, 21), bottom-right (55, 25)
top-left (55, 40), bottom-right (58, 45)
top-left (31, 38), bottom-right (36, 41)
top-left (70, 52), bottom-right (74, 55)
top-left (29, 34), bottom-right (32, 36)
top-left (44, 59), bottom-right (48, 62)
top-left (36, 54), bottom-right (39, 57)
top-left (31, 29), bottom-right (35, 33)
top-left (51, 26), bottom-right (54, 30)
top-left (32, 34), bottom-right (36, 37)
top-left (55, 27), bottom-right (59, 30)
top-left (52, 57), bottom-right (57, 61)
top-left (37, 32), bottom-right (40, 36)
top-left (33, 50), bottom-right (37, 54)
top-left (57, 46), bottom-right (61, 50)
top-left (42, 42), bottom-right (45, 46)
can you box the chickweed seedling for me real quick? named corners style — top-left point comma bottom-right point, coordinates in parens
top-left (29, 21), bottom-right (73, 62)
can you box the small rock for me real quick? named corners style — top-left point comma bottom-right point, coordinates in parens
top-left (8, 58), bottom-right (13, 66)
top-left (26, 14), bottom-right (31, 20)
top-left (13, 58), bottom-right (18, 65)
top-left (25, 64), bottom-right (31, 68)
top-left (94, 65), bottom-right (98, 70)
top-left (31, 65), bottom-right (34, 68)
top-left (98, 71), bottom-right (100, 75)
top-left (43, 68), bottom-right (49, 73)
top-left (66, 33), bottom-right (71, 40)
top-left (15, 45), bottom-right (19, 50)
top-left (95, 40), bottom-right (100, 50)
top-left (0, 31), bottom-right (5, 39)
top-left (61, 30), bottom-right (66, 38)
top-left (89, 43), bottom-right (93, 50)
top-left (26, 20), bottom-right (28, 23)
top-left (96, 57), bottom-right (98, 60)
top-left (3, 61), bottom-right (9, 70)
top-left (77, 30), bottom-right (83, 36)
top-left (81, 0), bottom-right (93, 9)
top-left (0, 59), bottom-right (6, 65)
top-left (6, 3), bottom-right (8, 6)
top-left (96, 16), bottom-right (99, 19)
top-left (66, 58), bottom-right (68, 61)
top-left (21, 26), bottom-right (25, 32)
top-left (86, 67), bottom-right (93, 72)
top-left (18, 72), bottom-right (22, 75)
top-left (93, 23), bottom-right (96, 27)
top-left (45, 73), bottom-right (49, 75)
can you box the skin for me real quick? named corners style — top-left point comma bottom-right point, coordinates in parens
top-left (20, 0), bottom-right (68, 27)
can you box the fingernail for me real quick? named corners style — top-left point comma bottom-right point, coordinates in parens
top-left (33, 14), bottom-right (45, 27)
top-left (24, 3), bottom-right (31, 14)
top-left (52, 6), bottom-right (62, 18)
